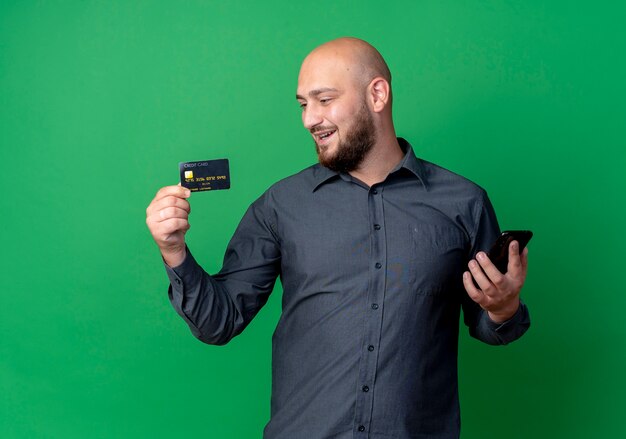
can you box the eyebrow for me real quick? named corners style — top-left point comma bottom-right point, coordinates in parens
top-left (296, 87), bottom-right (339, 100)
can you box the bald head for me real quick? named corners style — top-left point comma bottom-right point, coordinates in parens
top-left (301, 37), bottom-right (391, 89)
top-left (296, 37), bottom-right (398, 172)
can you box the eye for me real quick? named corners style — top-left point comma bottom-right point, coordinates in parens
top-left (298, 101), bottom-right (307, 110)
top-left (320, 97), bottom-right (332, 105)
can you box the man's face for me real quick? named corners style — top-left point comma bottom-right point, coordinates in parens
top-left (296, 54), bottom-right (376, 172)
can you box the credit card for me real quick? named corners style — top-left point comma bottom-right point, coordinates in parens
top-left (179, 159), bottom-right (230, 192)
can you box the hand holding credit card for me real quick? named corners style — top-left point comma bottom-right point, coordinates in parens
top-left (179, 159), bottom-right (230, 192)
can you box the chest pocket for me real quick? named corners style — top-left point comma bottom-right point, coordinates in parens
top-left (410, 223), bottom-right (467, 296)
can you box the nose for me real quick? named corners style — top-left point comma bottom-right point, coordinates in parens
top-left (302, 104), bottom-right (323, 130)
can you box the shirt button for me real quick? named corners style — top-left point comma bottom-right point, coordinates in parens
top-left (175, 279), bottom-right (181, 285)
top-left (368, 345), bottom-right (375, 351)
top-left (375, 262), bottom-right (382, 269)
top-left (374, 224), bottom-right (381, 230)
top-left (362, 385), bottom-right (369, 392)
top-left (372, 189), bottom-right (378, 194)
top-left (371, 303), bottom-right (379, 310)
top-left (358, 425), bottom-right (365, 432)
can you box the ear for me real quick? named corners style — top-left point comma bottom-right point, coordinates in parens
top-left (368, 77), bottom-right (390, 113)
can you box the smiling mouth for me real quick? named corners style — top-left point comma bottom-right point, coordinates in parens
top-left (313, 129), bottom-right (337, 145)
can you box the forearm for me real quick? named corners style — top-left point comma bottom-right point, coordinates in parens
top-left (165, 248), bottom-right (247, 345)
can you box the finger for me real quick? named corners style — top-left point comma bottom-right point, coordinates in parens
top-left (146, 207), bottom-right (187, 227)
top-left (152, 206), bottom-right (189, 223)
top-left (146, 207), bottom-right (189, 224)
top-left (148, 195), bottom-right (191, 216)
top-left (468, 258), bottom-right (493, 293)
top-left (147, 186), bottom-right (191, 217)
top-left (474, 252), bottom-right (505, 294)
top-left (506, 241), bottom-right (523, 278)
top-left (154, 185), bottom-right (191, 202)
top-left (520, 247), bottom-right (529, 274)
top-left (158, 218), bottom-right (190, 236)
top-left (463, 271), bottom-right (486, 306)
top-left (146, 214), bottom-right (189, 236)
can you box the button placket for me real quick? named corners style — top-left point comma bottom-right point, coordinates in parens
top-left (354, 184), bottom-right (387, 434)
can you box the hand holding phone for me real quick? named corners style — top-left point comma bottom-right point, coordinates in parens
top-left (488, 230), bottom-right (533, 274)
top-left (464, 230), bottom-right (532, 322)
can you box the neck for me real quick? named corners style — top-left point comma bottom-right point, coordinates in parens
top-left (349, 134), bottom-right (404, 187)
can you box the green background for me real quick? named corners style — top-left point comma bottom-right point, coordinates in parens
top-left (1, 1), bottom-right (624, 437)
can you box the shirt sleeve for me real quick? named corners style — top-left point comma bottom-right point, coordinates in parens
top-left (164, 192), bottom-right (281, 345)
top-left (461, 190), bottom-right (531, 345)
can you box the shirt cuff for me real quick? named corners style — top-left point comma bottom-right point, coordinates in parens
top-left (163, 247), bottom-right (205, 296)
top-left (163, 247), bottom-right (202, 287)
top-left (485, 301), bottom-right (531, 342)
top-left (163, 247), bottom-right (211, 336)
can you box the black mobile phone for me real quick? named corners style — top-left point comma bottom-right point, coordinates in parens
top-left (488, 230), bottom-right (533, 274)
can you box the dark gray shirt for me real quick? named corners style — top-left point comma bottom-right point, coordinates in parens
top-left (165, 138), bottom-right (530, 439)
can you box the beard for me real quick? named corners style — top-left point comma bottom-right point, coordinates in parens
top-left (314, 105), bottom-right (376, 173)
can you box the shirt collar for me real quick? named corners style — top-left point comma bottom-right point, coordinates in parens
top-left (311, 164), bottom-right (340, 192)
top-left (311, 137), bottom-right (428, 192)
top-left (393, 137), bottom-right (428, 189)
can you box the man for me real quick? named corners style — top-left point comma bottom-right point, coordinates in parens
top-left (146, 37), bottom-right (530, 439)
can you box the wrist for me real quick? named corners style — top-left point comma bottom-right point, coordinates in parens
top-left (162, 247), bottom-right (187, 268)
top-left (488, 300), bottom-right (520, 323)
